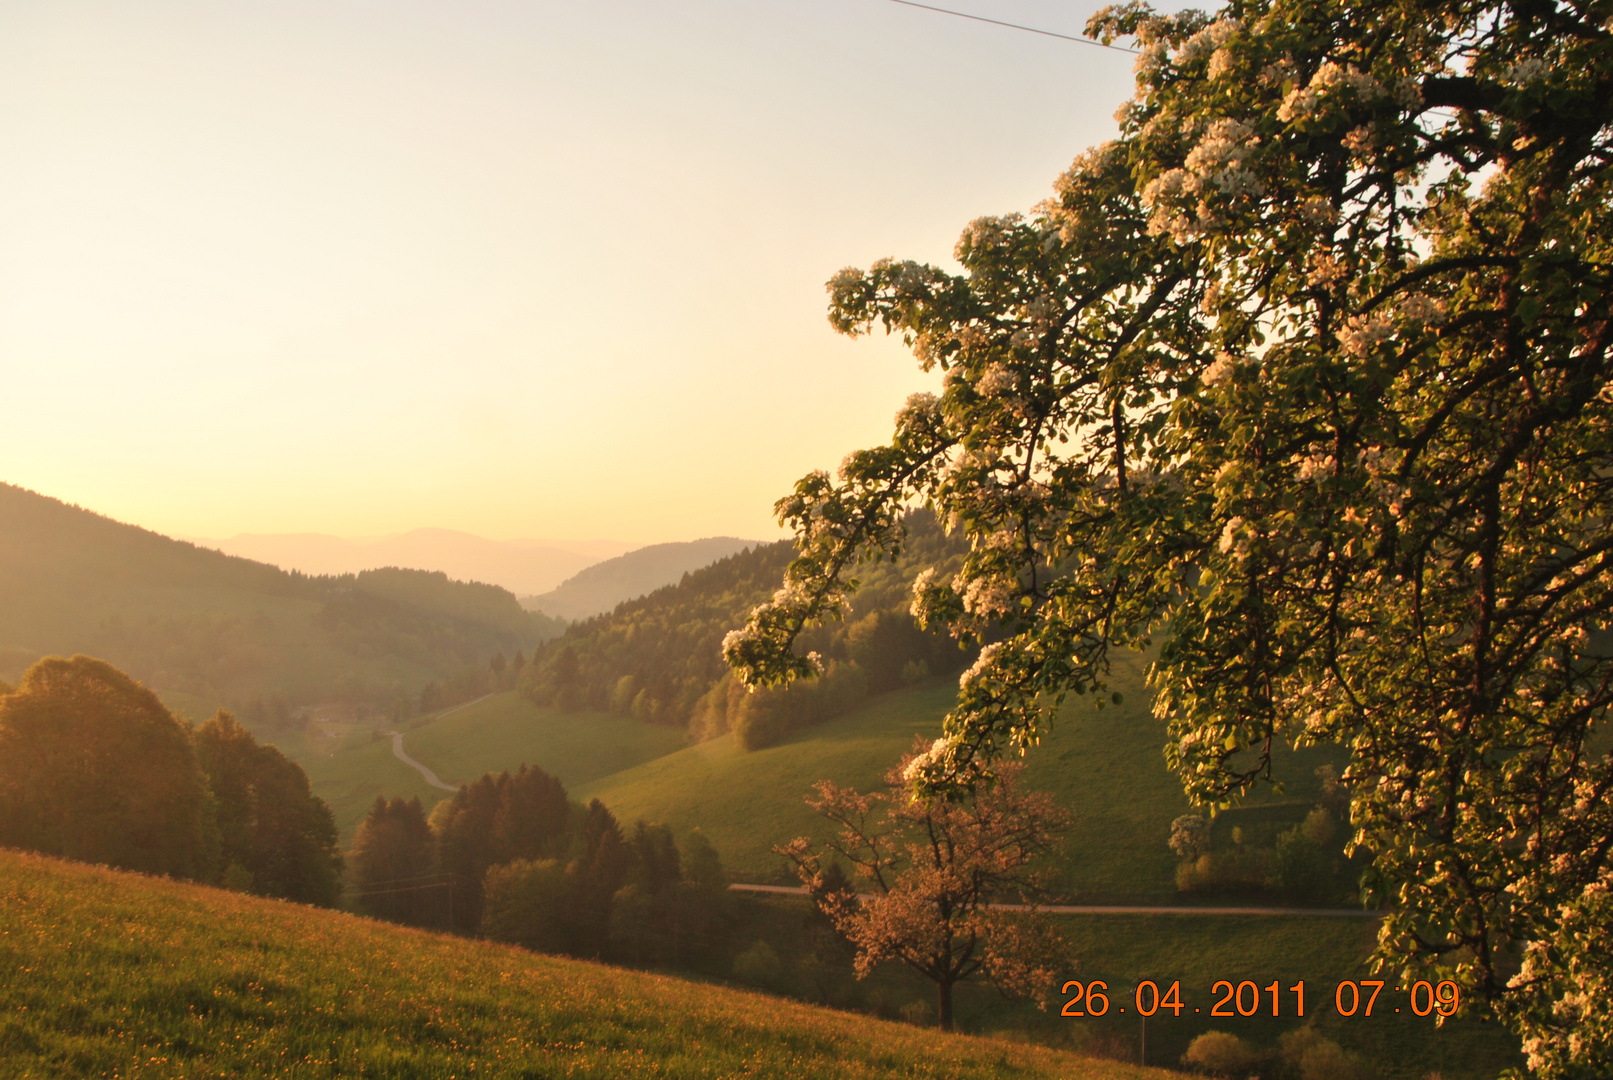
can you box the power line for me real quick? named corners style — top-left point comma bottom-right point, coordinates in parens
top-left (882, 0), bottom-right (1139, 54)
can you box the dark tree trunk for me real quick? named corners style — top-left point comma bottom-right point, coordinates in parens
top-left (938, 978), bottom-right (954, 1031)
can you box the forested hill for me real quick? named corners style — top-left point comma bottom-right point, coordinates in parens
top-left (0, 483), bottom-right (563, 727)
top-left (519, 513), bottom-right (971, 748)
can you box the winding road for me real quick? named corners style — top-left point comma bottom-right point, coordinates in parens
top-left (386, 731), bottom-right (458, 791)
top-left (384, 695), bottom-right (494, 793)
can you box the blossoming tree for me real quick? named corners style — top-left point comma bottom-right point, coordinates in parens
top-left (776, 755), bottom-right (1068, 1030)
top-left (724, 0), bottom-right (1613, 1073)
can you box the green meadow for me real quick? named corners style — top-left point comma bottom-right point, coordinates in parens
top-left (312, 653), bottom-right (1336, 902)
top-left (303, 694), bottom-right (690, 840)
top-left (283, 657), bottom-right (1522, 1079)
top-left (0, 849), bottom-right (1167, 1080)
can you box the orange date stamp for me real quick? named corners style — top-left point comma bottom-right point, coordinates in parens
top-left (1061, 979), bottom-right (1461, 1019)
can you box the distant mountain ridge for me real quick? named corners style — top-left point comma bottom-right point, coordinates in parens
top-left (0, 484), bottom-right (562, 731)
top-left (201, 530), bottom-right (634, 597)
top-left (522, 538), bottom-right (762, 621)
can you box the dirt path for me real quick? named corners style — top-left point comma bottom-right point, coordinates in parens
top-left (380, 695), bottom-right (498, 793)
top-left (384, 731), bottom-right (458, 792)
top-left (727, 883), bottom-right (1379, 917)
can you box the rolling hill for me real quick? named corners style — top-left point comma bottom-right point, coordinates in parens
top-left (303, 681), bottom-right (1518, 1079)
top-left (305, 693), bottom-right (689, 837)
top-left (205, 528), bottom-right (630, 597)
top-left (0, 848), bottom-right (1160, 1080)
top-left (521, 536), bottom-right (762, 621)
top-left (326, 658), bottom-right (1335, 903)
top-left (0, 483), bottom-right (563, 740)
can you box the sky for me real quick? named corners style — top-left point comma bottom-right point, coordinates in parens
top-left (0, 0), bottom-right (1145, 545)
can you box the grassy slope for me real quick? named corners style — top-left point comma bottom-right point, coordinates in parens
top-left (302, 734), bottom-right (455, 839)
top-left (0, 850), bottom-right (1168, 1080)
top-left (404, 694), bottom-right (688, 792)
top-left (313, 652), bottom-right (1337, 900)
top-left (576, 682), bottom-right (951, 885)
top-left (573, 650), bottom-right (1336, 901)
top-left (305, 693), bottom-right (689, 840)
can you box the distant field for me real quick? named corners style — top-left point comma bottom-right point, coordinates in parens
top-left (306, 658), bottom-right (1345, 901)
top-left (302, 731), bottom-right (456, 838)
top-left (570, 651), bottom-right (1334, 901)
top-left (304, 692), bottom-right (689, 840)
top-left (577, 682), bottom-right (953, 884)
top-left (0, 849), bottom-right (1163, 1080)
top-left (405, 692), bottom-right (688, 790)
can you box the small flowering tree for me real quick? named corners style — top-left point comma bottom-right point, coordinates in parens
top-left (777, 752), bottom-right (1069, 1030)
top-left (725, 0), bottom-right (1613, 1072)
top-left (1169, 813), bottom-right (1211, 860)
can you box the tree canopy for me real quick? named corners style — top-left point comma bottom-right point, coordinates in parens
top-left (522, 525), bottom-right (965, 746)
top-left (194, 711), bottom-right (343, 906)
top-left (0, 655), bottom-right (216, 880)
top-left (778, 753), bottom-right (1068, 1031)
top-left (724, 0), bottom-right (1613, 1074)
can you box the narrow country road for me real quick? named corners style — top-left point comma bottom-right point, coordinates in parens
top-left (385, 731), bottom-right (458, 792)
top-left (727, 883), bottom-right (1379, 917)
top-left (381, 694), bottom-right (495, 793)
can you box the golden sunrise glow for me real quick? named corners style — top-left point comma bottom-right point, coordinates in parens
top-left (0, 1), bottom-right (1134, 543)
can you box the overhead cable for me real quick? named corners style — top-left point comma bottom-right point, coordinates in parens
top-left (883, 0), bottom-right (1140, 53)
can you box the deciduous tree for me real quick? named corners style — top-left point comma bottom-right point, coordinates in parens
top-left (194, 710), bottom-right (342, 906)
top-left (724, 0), bottom-right (1613, 1071)
top-left (0, 655), bottom-right (215, 880)
top-left (777, 753), bottom-right (1068, 1030)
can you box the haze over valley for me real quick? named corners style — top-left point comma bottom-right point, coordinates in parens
top-left (1, 0), bottom-right (1599, 1075)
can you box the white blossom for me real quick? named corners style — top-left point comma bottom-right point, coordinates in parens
top-left (902, 736), bottom-right (955, 783)
top-left (1502, 57), bottom-right (1548, 86)
top-left (1399, 293), bottom-right (1448, 326)
top-left (1278, 61), bottom-right (1383, 122)
top-left (1299, 196), bottom-right (1338, 225)
top-left (1177, 18), bottom-right (1241, 65)
top-left (1202, 351), bottom-right (1241, 386)
top-left (1337, 314), bottom-right (1394, 357)
top-left (894, 392), bottom-right (942, 431)
top-left (1218, 515), bottom-right (1248, 557)
top-left (959, 641), bottom-right (1003, 688)
top-left (962, 575), bottom-right (1014, 618)
top-left (1308, 253), bottom-right (1347, 288)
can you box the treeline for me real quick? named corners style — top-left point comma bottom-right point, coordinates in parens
top-left (519, 512), bottom-right (970, 749)
top-left (350, 768), bottom-right (728, 965)
top-left (0, 655), bottom-right (343, 905)
top-left (0, 484), bottom-right (563, 732)
top-left (415, 648), bottom-right (529, 717)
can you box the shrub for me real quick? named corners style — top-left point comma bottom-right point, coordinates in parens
top-left (1279, 1029), bottom-right (1369, 1080)
top-left (732, 940), bottom-right (783, 989)
top-left (1169, 814), bottom-right (1211, 859)
top-left (1182, 1031), bottom-right (1261, 1078)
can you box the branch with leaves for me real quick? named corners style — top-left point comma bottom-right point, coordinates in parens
top-left (729, 0), bottom-right (1613, 1072)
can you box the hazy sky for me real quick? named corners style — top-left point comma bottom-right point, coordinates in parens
top-left (1, 0), bottom-right (1144, 544)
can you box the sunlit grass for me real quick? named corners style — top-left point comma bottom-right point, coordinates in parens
top-left (305, 693), bottom-right (687, 841)
top-left (405, 694), bottom-right (687, 793)
top-left (0, 849), bottom-right (1169, 1079)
